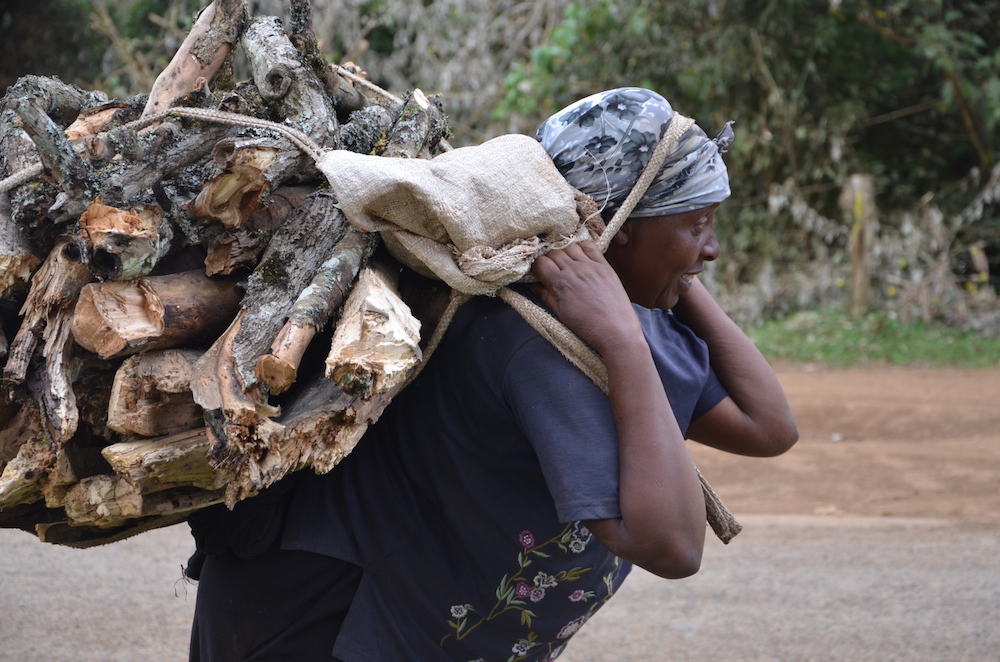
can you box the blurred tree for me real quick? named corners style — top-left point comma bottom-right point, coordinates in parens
top-left (0, 0), bottom-right (105, 90)
top-left (490, 0), bottom-right (999, 323)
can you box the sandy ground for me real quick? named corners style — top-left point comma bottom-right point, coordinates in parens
top-left (1, 365), bottom-right (999, 661)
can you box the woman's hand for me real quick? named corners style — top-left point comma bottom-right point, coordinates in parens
top-left (531, 241), bottom-right (642, 357)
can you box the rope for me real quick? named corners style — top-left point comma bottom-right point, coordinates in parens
top-left (156, 107), bottom-right (326, 162)
top-left (331, 64), bottom-right (404, 105)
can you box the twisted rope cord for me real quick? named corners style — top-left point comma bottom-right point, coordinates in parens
top-left (156, 107), bottom-right (326, 162)
top-left (331, 64), bottom-right (404, 105)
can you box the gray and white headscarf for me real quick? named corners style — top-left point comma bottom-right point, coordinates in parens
top-left (536, 87), bottom-right (734, 218)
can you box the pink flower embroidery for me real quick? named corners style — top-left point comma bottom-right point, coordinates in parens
top-left (514, 582), bottom-right (532, 599)
top-left (519, 530), bottom-right (535, 548)
top-left (568, 590), bottom-right (585, 602)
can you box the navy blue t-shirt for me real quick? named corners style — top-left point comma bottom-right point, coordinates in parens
top-left (282, 291), bottom-right (728, 661)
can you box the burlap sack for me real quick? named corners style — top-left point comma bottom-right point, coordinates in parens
top-left (316, 133), bottom-right (585, 295)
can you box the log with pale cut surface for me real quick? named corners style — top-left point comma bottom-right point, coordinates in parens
top-left (71, 270), bottom-right (242, 360)
top-left (107, 349), bottom-right (205, 437)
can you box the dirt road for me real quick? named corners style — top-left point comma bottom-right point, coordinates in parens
top-left (2, 365), bottom-right (998, 661)
top-left (690, 364), bottom-right (1000, 521)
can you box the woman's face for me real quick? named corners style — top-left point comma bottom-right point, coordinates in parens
top-left (604, 204), bottom-right (721, 309)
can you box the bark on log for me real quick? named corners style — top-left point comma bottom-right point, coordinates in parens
top-left (71, 270), bottom-right (242, 360)
top-left (107, 350), bottom-right (204, 437)
top-left (0, 192), bottom-right (40, 301)
top-left (231, 189), bottom-right (352, 389)
top-left (243, 16), bottom-right (339, 150)
top-left (4, 75), bottom-right (94, 127)
top-left (102, 428), bottom-right (226, 493)
top-left (339, 102), bottom-right (398, 156)
top-left (4, 238), bottom-right (92, 443)
top-left (101, 120), bottom-right (232, 214)
top-left (256, 228), bottom-right (373, 394)
top-left (325, 261), bottom-right (422, 399)
top-left (204, 184), bottom-right (314, 276)
top-left (382, 89), bottom-right (447, 158)
top-left (288, 0), bottom-right (367, 122)
top-left (13, 97), bottom-right (92, 203)
top-left (143, 0), bottom-right (249, 117)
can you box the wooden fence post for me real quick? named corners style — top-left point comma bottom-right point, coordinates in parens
top-left (840, 174), bottom-right (876, 318)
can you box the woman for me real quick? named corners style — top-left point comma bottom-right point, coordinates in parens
top-left (188, 87), bottom-right (798, 662)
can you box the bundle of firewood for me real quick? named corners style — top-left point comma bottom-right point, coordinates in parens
top-left (0, 0), bottom-right (454, 547)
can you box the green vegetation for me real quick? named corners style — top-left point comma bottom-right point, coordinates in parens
top-left (748, 308), bottom-right (1000, 368)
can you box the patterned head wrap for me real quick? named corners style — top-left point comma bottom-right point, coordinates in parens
top-left (536, 87), bottom-right (734, 218)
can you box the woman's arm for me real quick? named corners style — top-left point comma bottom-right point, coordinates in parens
top-left (532, 242), bottom-right (706, 579)
top-left (670, 277), bottom-right (799, 457)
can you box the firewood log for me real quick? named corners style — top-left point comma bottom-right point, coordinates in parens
top-left (0, 438), bottom-right (54, 509)
top-left (4, 238), bottom-right (92, 445)
top-left (191, 138), bottom-right (281, 229)
top-left (288, 0), bottom-right (367, 122)
top-left (62, 472), bottom-right (225, 528)
top-left (78, 199), bottom-right (169, 281)
top-left (107, 350), bottom-right (204, 437)
top-left (256, 228), bottom-right (374, 394)
top-left (242, 15), bottom-right (339, 150)
top-left (325, 261), bottom-right (422, 399)
top-left (12, 97), bottom-right (93, 222)
top-left (143, 0), bottom-right (249, 118)
top-left (71, 270), bottom-right (242, 360)
top-left (204, 184), bottom-right (314, 275)
top-left (102, 428), bottom-right (225, 493)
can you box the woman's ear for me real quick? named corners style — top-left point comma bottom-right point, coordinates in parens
top-left (611, 220), bottom-right (633, 246)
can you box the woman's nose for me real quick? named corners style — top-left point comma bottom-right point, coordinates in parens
top-left (702, 229), bottom-right (721, 261)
